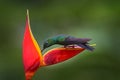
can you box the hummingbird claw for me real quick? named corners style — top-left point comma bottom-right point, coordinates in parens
top-left (64, 44), bottom-right (75, 48)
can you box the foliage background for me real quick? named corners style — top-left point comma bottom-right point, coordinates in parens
top-left (0, 0), bottom-right (120, 80)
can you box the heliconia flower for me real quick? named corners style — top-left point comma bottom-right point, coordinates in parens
top-left (22, 10), bottom-right (94, 80)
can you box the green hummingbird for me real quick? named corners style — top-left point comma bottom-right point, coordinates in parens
top-left (42, 35), bottom-right (94, 52)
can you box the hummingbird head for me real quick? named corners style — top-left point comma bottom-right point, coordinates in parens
top-left (42, 39), bottom-right (54, 52)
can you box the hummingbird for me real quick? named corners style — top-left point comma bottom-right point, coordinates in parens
top-left (42, 35), bottom-right (94, 52)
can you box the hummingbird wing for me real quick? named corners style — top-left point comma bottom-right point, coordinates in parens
top-left (77, 38), bottom-right (91, 43)
top-left (65, 36), bottom-right (91, 44)
top-left (65, 36), bottom-right (94, 51)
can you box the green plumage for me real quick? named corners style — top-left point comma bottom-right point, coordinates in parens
top-left (46, 35), bottom-right (66, 45)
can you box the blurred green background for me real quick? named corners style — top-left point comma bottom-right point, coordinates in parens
top-left (0, 0), bottom-right (120, 80)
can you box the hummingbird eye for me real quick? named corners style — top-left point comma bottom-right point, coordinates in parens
top-left (44, 41), bottom-right (49, 47)
top-left (45, 42), bottom-right (48, 45)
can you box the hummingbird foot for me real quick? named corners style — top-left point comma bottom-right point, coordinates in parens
top-left (64, 44), bottom-right (76, 48)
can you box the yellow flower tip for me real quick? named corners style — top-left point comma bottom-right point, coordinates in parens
top-left (90, 44), bottom-right (96, 47)
top-left (27, 9), bottom-right (29, 16)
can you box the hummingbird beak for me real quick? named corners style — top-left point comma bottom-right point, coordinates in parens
top-left (41, 48), bottom-right (44, 52)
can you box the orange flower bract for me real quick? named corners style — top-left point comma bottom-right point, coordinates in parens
top-left (22, 10), bottom-right (44, 80)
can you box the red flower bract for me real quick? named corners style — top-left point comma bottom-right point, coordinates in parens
top-left (43, 47), bottom-right (84, 65)
top-left (22, 10), bottom-right (85, 80)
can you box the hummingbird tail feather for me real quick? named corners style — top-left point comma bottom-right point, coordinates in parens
top-left (77, 44), bottom-right (94, 51)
